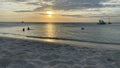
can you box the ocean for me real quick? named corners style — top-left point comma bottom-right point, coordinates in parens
top-left (0, 22), bottom-right (120, 45)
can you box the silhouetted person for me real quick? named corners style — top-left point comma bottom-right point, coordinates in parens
top-left (22, 28), bottom-right (25, 31)
top-left (27, 27), bottom-right (30, 30)
top-left (81, 27), bottom-right (85, 30)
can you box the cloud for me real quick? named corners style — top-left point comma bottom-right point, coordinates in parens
top-left (61, 14), bottom-right (83, 18)
top-left (35, 12), bottom-right (84, 18)
top-left (26, 2), bottom-right (41, 5)
top-left (52, 0), bottom-right (106, 10)
top-left (8, 0), bottom-right (120, 12)
top-left (2, 0), bottom-right (120, 18)
top-left (0, 0), bottom-right (28, 2)
top-left (14, 10), bottom-right (33, 12)
top-left (13, 0), bottom-right (28, 2)
top-left (100, 0), bottom-right (120, 7)
top-left (30, 0), bottom-right (114, 12)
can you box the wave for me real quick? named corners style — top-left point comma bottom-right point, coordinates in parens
top-left (26, 36), bottom-right (120, 45)
top-left (0, 32), bottom-right (120, 45)
top-left (0, 32), bottom-right (24, 36)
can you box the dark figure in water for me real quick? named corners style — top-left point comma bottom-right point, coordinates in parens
top-left (22, 28), bottom-right (25, 31)
top-left (27, 27), bottom-right (30, 30)
top-left (81, 27), bottom-right (85, 30)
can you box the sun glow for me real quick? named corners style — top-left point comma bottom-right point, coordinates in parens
top-left (46, 11), bottom-right (54, 15)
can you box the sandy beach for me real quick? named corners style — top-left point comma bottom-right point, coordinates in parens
top-left (0, 37), bottom-right (120, 68)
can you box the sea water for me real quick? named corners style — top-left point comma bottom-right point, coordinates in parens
top-left (0, 22), bottom-right (120, 45)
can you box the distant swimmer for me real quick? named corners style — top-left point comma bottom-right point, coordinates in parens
top-left (81, 27), bottom-right (85, 30)
top-left (27, 27), bottom-right (30, 30)
top-left (22, 28), bottom-right (25, 31)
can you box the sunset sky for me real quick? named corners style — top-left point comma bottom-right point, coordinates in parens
top-left (0, 0), bottom-right (120, 22)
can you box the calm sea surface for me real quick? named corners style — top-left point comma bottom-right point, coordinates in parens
top-left (0, 22), bottom-right (120, 44)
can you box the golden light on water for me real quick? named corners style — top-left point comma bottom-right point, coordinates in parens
top-left (45, 23), bottom-right (56, 42)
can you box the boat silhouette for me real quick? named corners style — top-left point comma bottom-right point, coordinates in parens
top-left (97, 20), bottom-right (106, 25)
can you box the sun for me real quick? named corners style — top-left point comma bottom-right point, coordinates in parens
top-left (46, 11), bottom-right (53, 15)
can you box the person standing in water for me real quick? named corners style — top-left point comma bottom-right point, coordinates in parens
top-left (22, 28), bottom-right (25, 31)
top-left (81, 27), bottom-right (85, 30)
top-left (27, 27), bottom-right (30, 30)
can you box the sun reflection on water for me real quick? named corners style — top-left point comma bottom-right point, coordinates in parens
top-left (44, 23), bottom-right (56, 42)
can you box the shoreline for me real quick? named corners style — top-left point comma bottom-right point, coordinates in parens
top-left (0, 37), bottom-right (120, 68)
top-left (1, 35), bottom-right (120, 50)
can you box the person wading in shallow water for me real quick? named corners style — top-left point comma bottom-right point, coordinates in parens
top-left (27, 27), bottom-right (30, 30)
top-left (22, 28), bottom-right (25, 31)
top-left (81, 27), bottom-right (85, 30)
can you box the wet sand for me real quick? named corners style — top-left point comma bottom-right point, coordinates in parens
top-left (0, 37), bottom-right (120, 68)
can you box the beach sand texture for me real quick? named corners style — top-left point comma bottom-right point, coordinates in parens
top-left (0, 37), bottom-right (120, 68)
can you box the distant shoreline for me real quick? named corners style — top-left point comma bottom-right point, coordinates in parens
top-left (0, 22), bottom-right (120, 24)
top-left (0, 22), bottom-right (98, 24)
